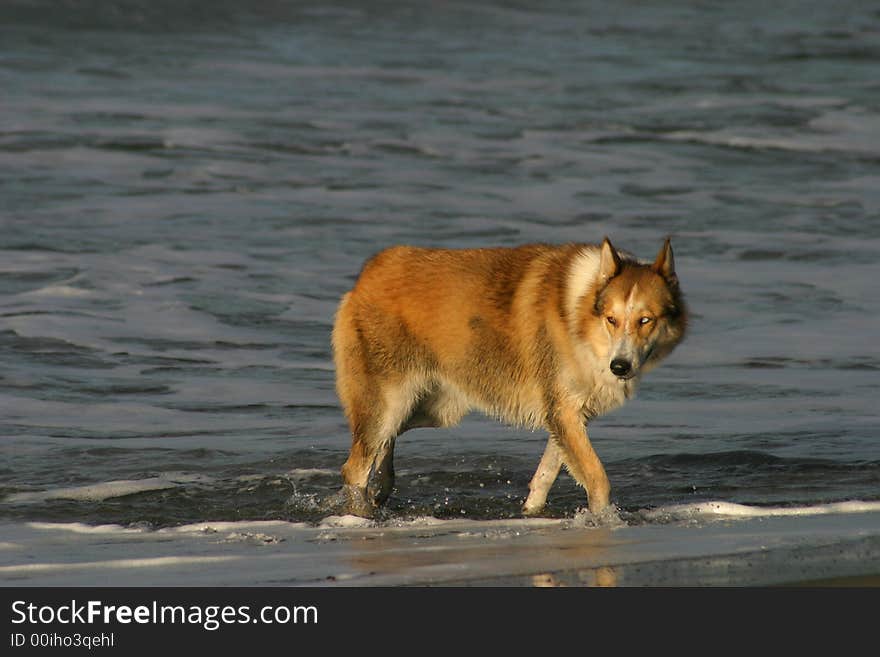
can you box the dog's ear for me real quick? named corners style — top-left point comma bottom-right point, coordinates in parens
top-left (651, 237), bottom-right (677, 284)
top-left (599, 237), bottom-right (621, 280)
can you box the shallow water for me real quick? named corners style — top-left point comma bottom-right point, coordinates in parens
top-left (5, 506), bottom-right (880, 586)
top-left (1, 0), bottom-right (879, 530)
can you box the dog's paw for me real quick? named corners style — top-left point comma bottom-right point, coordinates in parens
top-left (322, 485), bottom-right (376, 518)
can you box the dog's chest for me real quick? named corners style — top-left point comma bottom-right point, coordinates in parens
top-left (582, 372), bottom-right (635, 419)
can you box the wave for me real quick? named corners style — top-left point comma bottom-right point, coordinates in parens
top-left (5, 473), bottom-right (209, 503)
top-left (192, 499), bottom-right (880, 529)
top-left (660, 124), bottom-right (880, 158)
top-left (11, 498), bottom-right (880, 539)
top-left (635, 499), bottom-right (880, 522)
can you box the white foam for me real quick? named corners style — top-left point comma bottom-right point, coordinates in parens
top-left (24, 285), bottom-right (93, 298)
top-left (20, 520), bottom-right (304, 540)
top-left (386, 515), bottom-right (451, 528)
top-left (663, 109), bottom-right (880, 157)
top-left (319, 514), bottom-right (375, 529)
top-left (2, 502), bottom-right (880, 586)
top-left (168, 520), bottom-right (300, 534)
top-left (0, 555), bottom-right (238, 577)
top-left (641, 499), bottom-right (880, 521)
top-left (6, 473), bottom-right (208, 503)
top-left (27, 522), bottom-right (145, 534)
top-left (8, 479), bottom-right (176, 503)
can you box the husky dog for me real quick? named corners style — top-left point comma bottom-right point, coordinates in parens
top-left (332, 237), bottom-right (687, 516)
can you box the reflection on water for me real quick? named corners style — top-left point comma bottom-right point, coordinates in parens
top-left (338, 523), bottom-right (621, 585)
top-left (532, 567), bottom-right (617, 587)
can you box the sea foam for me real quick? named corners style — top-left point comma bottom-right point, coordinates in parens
top-left (639, 499), bottom-right (880, 522)
top-left (5, 473), bottom-right (208, 503)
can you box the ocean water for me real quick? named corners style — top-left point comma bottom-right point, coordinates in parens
top-left (1, 0), bottom-right (879, 535)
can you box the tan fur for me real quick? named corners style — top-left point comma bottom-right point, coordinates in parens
top-left (332, 238), bottom-right (687, 517)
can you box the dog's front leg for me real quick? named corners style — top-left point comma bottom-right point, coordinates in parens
top-left (547, 405), bottom-right (610, 515)
top-left (523, 439), bottom-right (563, 515)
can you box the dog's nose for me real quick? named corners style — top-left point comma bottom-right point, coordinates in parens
top-left (610, 359), bottom-right (632, 377)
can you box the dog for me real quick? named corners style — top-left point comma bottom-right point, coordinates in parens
top-left (332, 237), bottom-right (686, 517)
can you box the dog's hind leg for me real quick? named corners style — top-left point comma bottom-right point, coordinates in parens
top-left (522, 439), bottom-right (564, 516)
top-left (339, 377), bottom-right (421, 516)
top-left (366, 436), bottom-right (396, 507)
top-left (340, 428), bottom-right (395, 516)
top-left (333, 297), bottom-right (412, 515)
top-left (340, 402), bottom-right (404, 516)
top-left (356, 383), bottom-right (468, 511)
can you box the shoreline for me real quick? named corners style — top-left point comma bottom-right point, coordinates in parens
top-left (2, 507), bottom-right (880, 587)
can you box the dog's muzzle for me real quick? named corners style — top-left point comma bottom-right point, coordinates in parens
top-left (609, 358), bottom-right (633, 379)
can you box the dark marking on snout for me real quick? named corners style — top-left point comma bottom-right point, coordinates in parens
top-left (469, 315), bottom-right (483, 329)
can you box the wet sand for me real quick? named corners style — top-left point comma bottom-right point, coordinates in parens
top-left (3, 507), bottom-right (879, 587)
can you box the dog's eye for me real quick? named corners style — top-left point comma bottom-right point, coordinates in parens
top-left (639, 316), bottom-right (652, 325)
top-left (606, 316), bottom-right (617, 326)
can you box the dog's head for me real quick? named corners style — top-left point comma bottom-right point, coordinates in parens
top-left (585, 237), bottom-right (687, 381)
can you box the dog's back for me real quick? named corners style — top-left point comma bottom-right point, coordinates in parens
top-left (334, 244), bottom-right (579, 426)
